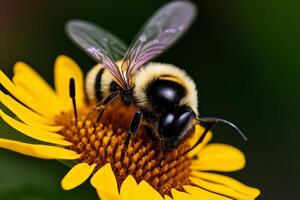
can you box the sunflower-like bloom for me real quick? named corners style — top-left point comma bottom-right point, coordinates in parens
top-left (0, 55), bottom-right (260, 200)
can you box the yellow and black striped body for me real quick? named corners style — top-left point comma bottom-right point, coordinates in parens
top-left (85, 62), bottom-right (199, 152)
top-left (86, 62), bottom-right (198, 115)
top-left (85, 64), bottom-right (119, 103)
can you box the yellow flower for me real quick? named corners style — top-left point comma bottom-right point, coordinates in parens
top-left (0, 55), bottom-right (260, 200)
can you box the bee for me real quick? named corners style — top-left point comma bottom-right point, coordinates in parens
top-left (66, 1), bottom-right (247, 155)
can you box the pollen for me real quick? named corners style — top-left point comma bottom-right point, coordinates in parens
top-left (56, 99), bottom-right (192, 195)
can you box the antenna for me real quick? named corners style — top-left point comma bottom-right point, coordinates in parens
top-left (186, 117), bottom-right (248, 154)
top-left (69, 78), bottom-right (78, 123)
top-left (196, 117), bottom-right (248, 141)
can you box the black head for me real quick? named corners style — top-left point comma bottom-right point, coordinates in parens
top-left (158, 107), bottom-right (195, 152)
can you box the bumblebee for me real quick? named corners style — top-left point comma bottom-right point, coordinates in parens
top-left (66, 1), bottom-right (247, 155)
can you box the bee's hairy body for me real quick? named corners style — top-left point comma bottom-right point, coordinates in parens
top-left (69, 2), bottom-right (245, 155)
top-left (86, 62), bottom-right (198, 152)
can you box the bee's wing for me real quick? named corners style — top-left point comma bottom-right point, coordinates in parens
top-left (122, 1), bottom-right (197, 82)
top-left (66, 20), bottom-right (128, 89)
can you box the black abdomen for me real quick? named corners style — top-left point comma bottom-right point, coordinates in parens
top-left (146, 78), bottom-right (185, 110)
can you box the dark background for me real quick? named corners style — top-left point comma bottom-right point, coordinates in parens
top-left (0, 0), bottom-right (299, 199)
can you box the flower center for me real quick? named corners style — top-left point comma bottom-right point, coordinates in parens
top-left (56, 99), bottom-right (192, 195)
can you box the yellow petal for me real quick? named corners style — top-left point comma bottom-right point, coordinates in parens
top-left (13, 61), bottom-right (55, 95)
top-left (61, 163), bottom-right (97, 190)
top-left (13, 62), bottom-right (64, 111)
top-left (188, 130), bottom-right (213, 158)
top-left (190, 176), bottom-right (259, 200)
top-left (0, 109), bottom-right (70, 146)
top-left (0, 138), bottom-right (80, 159)
top-left (134, 181), bottom-right (163, 200)
top-left (186, 124), bottom-right (204, 147)
top-left (120, 175), bottom-right (138, 200)
top-left (171, 189), bottom-right (198, 200)
top-left (191, 172), bottom-right (260, 198)
top-left (0, 70), bottom-right (58, 118)
top-left (90, 163), bottom-right (119, 200)
top-left (164, 195), bottom-right (173, 200)
top-left (13, 75), bottom-right (64, 112)
top-left (184, 185), bottom-right (231, 200)
top-left (191, 143), bottom-right (245, 172)
top-left (0, 90), bottom-right (62, 132)
top-left (54, 55), bottom-right (84, 111)
top-left (0, 90), bottom-right (53, 124)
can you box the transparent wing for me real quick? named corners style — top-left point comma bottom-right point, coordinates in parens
top-left (66, 20), bottom-right (128, 89)
top-left (122, 1), bottom-right (197, 82)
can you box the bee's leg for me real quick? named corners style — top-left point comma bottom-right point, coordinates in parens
top-left (95, 91), bottom-right (120, 122)
top-left (185, 121), bottom-right (213, 154)
top-left (159, 139), bottom-right (167, 166)
top-left (143, 126), bottom-right (165, 165)
top-left (143, 126), bottom-right (159, 144)
top-left (124, 111), bottom-right (143, 148)
top-left (86, 91), bottom-right (119, 121)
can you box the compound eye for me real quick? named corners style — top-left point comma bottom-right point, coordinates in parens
top-left (158, 108), bottom-right (194, 138)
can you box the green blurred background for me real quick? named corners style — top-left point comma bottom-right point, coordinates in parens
top-left (0, 0), bottom-right (299, 199)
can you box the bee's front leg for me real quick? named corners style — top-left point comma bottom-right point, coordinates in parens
top-left (124, 111), bottom-right (143, 148)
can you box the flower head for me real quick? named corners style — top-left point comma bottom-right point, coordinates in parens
top-left (0, 55), bottom-right (260, 199)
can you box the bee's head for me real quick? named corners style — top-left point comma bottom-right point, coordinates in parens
top-left (158, 107), bottom-right (195, 152)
